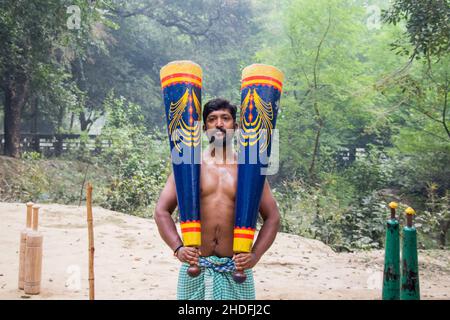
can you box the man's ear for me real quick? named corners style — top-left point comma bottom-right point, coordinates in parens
top-left (203, 123), bottom-right (206, 131)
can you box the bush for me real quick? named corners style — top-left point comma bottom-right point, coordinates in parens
top-left (416, 184), bottom-right (450, 249)
top-left (273, 148), bottom-right (398, 251)
top-left (273, 177), bottom-right (348, 251)
top-left (97, 93), bottom-right (171, 216)
top-left (339, 193), bottom-right (387, 250)
top-left (21, 151), bottom-right (42, 161)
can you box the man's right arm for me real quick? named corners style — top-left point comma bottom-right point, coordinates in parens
top-left (154, 173), bottom-right (183, 252)
top-left (154, 173), bottom-right (199, 264)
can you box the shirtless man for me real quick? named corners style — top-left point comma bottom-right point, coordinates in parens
top-left (154, 98), bottom-right (280, 300)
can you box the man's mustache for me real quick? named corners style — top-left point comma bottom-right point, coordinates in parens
top-left (215, 127), bottom-right (226, 134)
top-left (209, 127), bottom-right (227, 144)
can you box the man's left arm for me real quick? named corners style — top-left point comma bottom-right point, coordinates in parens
top-left (234, 180), bottom-right (281, 270)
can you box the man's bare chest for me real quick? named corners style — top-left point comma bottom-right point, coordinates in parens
top-left (200, 164), bottom-right (237, 199)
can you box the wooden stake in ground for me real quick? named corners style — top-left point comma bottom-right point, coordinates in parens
top-left (19, 202), bottom-right (34, 289)
top-left (86, 182), bottom-right (95, 300)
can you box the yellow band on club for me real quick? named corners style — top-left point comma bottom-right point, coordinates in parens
top-left (242, 64), bottom-right (285, 83)
top-left (234, 228), bottom-right (255, 236)
top-left (180, 220), bottom-right (201, 247)
top-left (182, 232), bottom-right (201, 247)
top-left (233, 228), bottom-right (256, 253)
top-left (180, 221), bottom-right (201, 230)
top-left (233, 238), bottom-right (253, 253)
top-left (160, 60), bottom-right (203, 81)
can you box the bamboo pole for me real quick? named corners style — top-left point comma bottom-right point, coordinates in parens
top-left (32, 205), bottom-right (39, 231)
top-left (86, 182), bottom-right (95, 300)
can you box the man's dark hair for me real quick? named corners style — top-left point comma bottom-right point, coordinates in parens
top-left (202, 98), bottom-right (237, 124)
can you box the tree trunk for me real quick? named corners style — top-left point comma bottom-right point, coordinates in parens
top-left (79, 111), bottom-right (91, 132)
top-left (309, 122), bottom-right (322, 180)
top-left (31, 95), bottom-right (40, 153)
top-left (309, 100), bottom-right (324, 181)
top-left (73, 57), bottom-right (92, 134)
top-left (69, 112), bottom-right (75, 132)
top-left (3, 73), bottom-right (29, 158)
top-left (55, 106), bottom-right (65, 157)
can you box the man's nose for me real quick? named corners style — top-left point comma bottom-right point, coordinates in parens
top-left (216, 118), bottom-right (224, 127)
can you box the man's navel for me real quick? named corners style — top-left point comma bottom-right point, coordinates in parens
top-left (212, 225), bottom-right (220, 244)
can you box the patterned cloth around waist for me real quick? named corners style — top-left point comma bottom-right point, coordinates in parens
top-left (198, 256), bottom-right (236, 272)
top-left (177, 256), bottom-right (255, 300)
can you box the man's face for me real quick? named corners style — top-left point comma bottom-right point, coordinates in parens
top-left (204, 109), bottom-right (236, 145)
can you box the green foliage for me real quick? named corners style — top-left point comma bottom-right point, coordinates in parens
top-left (256, 0), bottom-right (390, 182)
top-left (416, 184), bottom-right (450, 248)
top-left (98, 93), bottom-right (171, 216)
top-left (19, 161), bottom-right (51, 202)
top-left (0, 0), bottom-right (116, 137)
top-left (274, 165), bottom-right (390, 251)
top-left (273, 177), bottom-right (348, 250)
top-left (21, 151), bottom-right (42, 161)
top-left (0, 156), bottom-right (110, 204)
top-left (340, 193), bottom-right (387, 250)
top-left (342, 147), bottom-right (392, 194)
top-left (382, 0), bottom-right (450, 59)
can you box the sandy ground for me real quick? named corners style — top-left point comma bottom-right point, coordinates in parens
top-left (0, 202), bottom-right (449, 300)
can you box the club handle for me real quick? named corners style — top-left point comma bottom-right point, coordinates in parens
top-left (187, 264), bottom-right (201, 277)
top-left (32, 206), bottom-right (40, 231)
top-left (232, 270), bottom-right (247, 283)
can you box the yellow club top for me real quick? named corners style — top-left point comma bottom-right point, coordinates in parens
top-left (405, 207), bottom-right (416, 215)
top-left (242, 63), bottom-right (285, 84)
top-left (388, 202), bottom-right (398, 209)
top-left (26, 202), bottom-right (34, 207)
top-left (160, 60), bottom-right (203, 81)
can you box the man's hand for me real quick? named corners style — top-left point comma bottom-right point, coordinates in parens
top-left (233, 253), bottom-right (259, 270)
top-left (176, 247), bottom-right (201, 265)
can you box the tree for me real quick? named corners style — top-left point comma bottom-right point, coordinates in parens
top-left (379, 0), bottom-right (450, 247)
top-left (111, 0), bottom-right (258, 127)
top-left (255, 0), bottom-right (389, 182)
top-left (0, 0), bottom-right (113, 157)
top-left (382, 0), bottom-right (450, 62)
top-left (0, 1), bottom-right (61, 157)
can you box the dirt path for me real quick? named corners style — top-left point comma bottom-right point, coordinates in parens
top-left (1, 202), bottom-right (449, 300)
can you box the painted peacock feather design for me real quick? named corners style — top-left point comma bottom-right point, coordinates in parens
top-left (168, 88), bottom-right (201, 152)
top-left (239, 88), bottom-right (274, 153)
